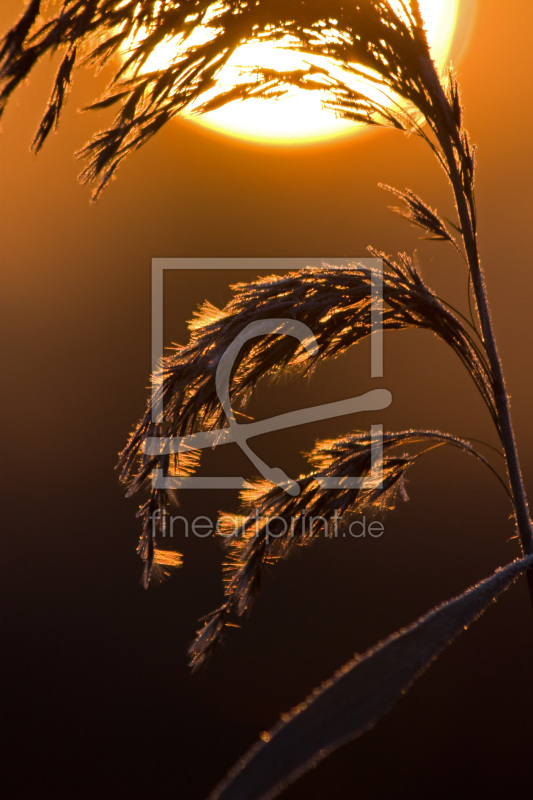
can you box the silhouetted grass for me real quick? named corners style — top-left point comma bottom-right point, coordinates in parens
top-left (3, 3), bottom-right (532, 799)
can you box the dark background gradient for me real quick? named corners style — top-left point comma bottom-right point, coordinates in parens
top-left (1, 1), bottom-right (533, 798)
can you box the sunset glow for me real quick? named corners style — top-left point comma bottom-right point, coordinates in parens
top-left (125, 0), bottom-right (460, 144)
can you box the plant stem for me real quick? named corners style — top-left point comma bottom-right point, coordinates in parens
top-left (420, 59), bottom-right (533, 606)
top-left (448, 147), bottom-right (532, 549)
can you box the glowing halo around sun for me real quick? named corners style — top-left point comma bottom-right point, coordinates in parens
top-left (128, 0), bottom-right (460, 145)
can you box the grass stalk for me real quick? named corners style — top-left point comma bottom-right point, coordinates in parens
top-left (419, 53), bottom-right (533, 605)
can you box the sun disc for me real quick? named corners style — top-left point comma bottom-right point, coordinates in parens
top-left (128, 0), bottom-right (461, 144)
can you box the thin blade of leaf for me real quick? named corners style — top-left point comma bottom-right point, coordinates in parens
top-left (208, 555), bottom-right (533, 800)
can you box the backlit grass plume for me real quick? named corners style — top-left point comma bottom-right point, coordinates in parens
top-left (3, 3), bottom-right (533, 799)
top-left (189, 428), bottom-right (505, 671)
top-left (118, 258), bottom-right (498, 591)
top-left (2, 1), bottom-right (467, 198)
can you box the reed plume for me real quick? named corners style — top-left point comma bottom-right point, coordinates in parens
top-left (3, 3), bottom-right (533, 799)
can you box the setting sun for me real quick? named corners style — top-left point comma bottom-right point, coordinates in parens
top-left (127, 0), bottom-right (460, 144)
